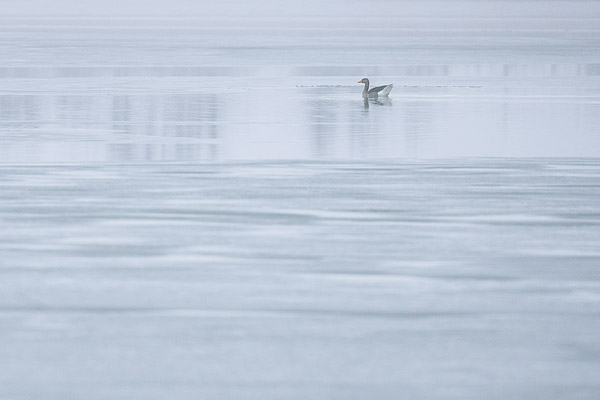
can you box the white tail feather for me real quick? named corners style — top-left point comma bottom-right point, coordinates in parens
top-left (380, 84), bottom-right (393, 97)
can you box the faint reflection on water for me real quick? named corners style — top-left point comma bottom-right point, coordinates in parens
top-left (0, 20), bottom-right (599, 162)
top-left (0, 74), bottom-right (599, 162)
top-left (363, 98), bottom-right (393, 109)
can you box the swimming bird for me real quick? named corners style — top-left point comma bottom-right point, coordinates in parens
top-left (358, 78), bottom-right (393, 99)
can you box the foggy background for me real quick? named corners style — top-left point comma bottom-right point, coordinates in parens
top-left (4, 0), bottom-right (600, 19)
top-left (1, 1), bottom-right (599, 399)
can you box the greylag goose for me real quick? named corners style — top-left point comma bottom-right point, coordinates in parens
top-left (358, 78), bottom-right (393, 99)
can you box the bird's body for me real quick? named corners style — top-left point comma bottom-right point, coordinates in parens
top-left (358, 78), bottom-right (393, 99)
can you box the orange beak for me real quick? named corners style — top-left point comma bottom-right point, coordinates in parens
top-left (357, 79), bottom-right (363, 83)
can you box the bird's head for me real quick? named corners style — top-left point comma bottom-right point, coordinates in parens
top-left (357, 78), bottom-right (369, 84)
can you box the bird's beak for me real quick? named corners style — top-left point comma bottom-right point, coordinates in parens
top-left (357, 80), bottom-right (363, 83)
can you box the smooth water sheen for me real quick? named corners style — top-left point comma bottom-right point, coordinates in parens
top-left (1, 1), bottom-right (600, 399)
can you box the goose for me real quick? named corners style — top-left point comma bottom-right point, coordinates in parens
top-left (358, 78), bottom-right (393, 99)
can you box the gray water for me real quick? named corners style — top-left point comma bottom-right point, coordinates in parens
top-left (1, 1), bottom-right (600, 399)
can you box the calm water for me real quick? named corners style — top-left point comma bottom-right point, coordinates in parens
top-left (1, 2), bottom-right (600, 399)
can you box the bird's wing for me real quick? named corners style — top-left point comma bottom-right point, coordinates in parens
top-left (368, 85), bottom-right (390, 94)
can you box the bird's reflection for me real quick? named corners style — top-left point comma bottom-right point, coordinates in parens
top-left (372, 98), bottom-right (393, 107)
top-left (363, 97), bottom-right (393, 110)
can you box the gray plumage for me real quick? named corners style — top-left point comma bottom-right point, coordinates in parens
top-left (358, 78), bottom-right (393, 99)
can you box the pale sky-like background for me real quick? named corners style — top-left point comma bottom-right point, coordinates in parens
top-left (3, 0), bottom-right (600, 18)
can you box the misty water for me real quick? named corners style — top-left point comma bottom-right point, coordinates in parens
top-left (1, 1), bottom-right (600, 399)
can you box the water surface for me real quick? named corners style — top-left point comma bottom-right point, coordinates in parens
top-left (1, 2), bottom-right (600, 399)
